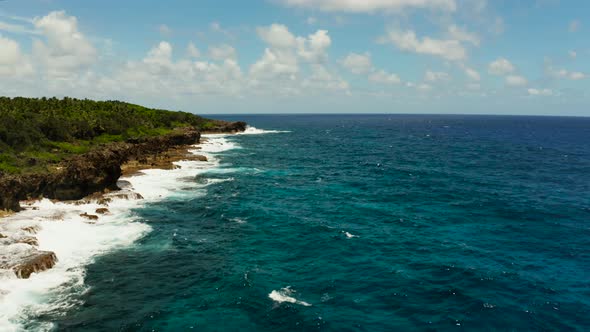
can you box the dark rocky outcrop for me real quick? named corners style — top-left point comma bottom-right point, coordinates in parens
top-left (0, 128), bottom-right (203, 211)
top-left (203, 121), bottom-right (247, 133)
top-left (80, 213), bottom-right (99, 220)
top-left (16, 236), bottom-right (39, 247)
top-left (0, 123), bottom-right (249, 212)
top-left (95, 208), bottom-right (109, 214)
top-left (10, 251), bottom-right (58, 279)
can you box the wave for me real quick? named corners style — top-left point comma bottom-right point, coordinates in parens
top-left (344, 231), bottom-right (358, 238)
top-left (237, 126), bottom-right (291, 135)
top-left (199, 135), bottom-right (241, 153)
top-left (0, 136), bottom-right (240, 331)
top-left (269, 287), bottom-right (311, 307)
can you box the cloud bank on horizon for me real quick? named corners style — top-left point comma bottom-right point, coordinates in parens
top-left (0, 0), bottom-right (588, 115)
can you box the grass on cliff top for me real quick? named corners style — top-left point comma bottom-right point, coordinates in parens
top-left (0, 97), bottom-right (221, 174)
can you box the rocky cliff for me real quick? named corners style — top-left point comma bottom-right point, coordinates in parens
top-left (0, 124), bottom-right (243, 212)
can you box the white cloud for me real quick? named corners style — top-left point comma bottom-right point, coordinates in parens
top-left (568, 50), bottom-right (577, 59)
top-left (250, 24), bottom-right (333, 82)
top-left (569, 72), bottom-right (586, 80)
top-left (547, 66), bottom-right (587, 80)
top-left (569, 19), bottom-right (580, 32)
top-left (488, 57), bottom-right (514, 75)
top-left (447, 25), bottom-right (479, 46)
top-left (32, 11), bottom-right (97, 76)
top-left (297, 29), bottom-right (331, 62)
top-left (528, 88), bottom-right (553, 96)
top-left (302, 64), bottom-right (350, 94)
top-left (0, 34), bottom-right (34, 77)
top-left (340, 52), bottom-right (372, 74)
top-left (187, 42), bottom-right (200, 58)
top-left (369, 70), bottom-right (401, 84)
top-left (278, 0), bottom-right (457, 13)
top-left (257, 24), bottom-right (297, 49)
top-left (505, 75), bottom-right (527, 87)
top-left (381, 28), bottom-right (466, 61)
top-left (256, 24), bottom-right (331, 64)
top-left (250, 47), bottom-right (298, 79)
top-left (0, 34), bottom-right (21, 65)
top-left (417, 83), bottom-right (432, 91)
top-left (0, 20), bottom-right (38, 34)
top-left (208, 44), bottom-right (237, 60)
top-left (144, 41), bottom-right (173, 67)
top-left (464, 67), bottom-right (480, 81)
top-left (424, 70), bottom-right (450, 82)
top-left (306, 17), bottom-right (317, 25)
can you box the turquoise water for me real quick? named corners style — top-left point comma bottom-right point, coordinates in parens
top-left (44, 115), bottom-right (589, 331)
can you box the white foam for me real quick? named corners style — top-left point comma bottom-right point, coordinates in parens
top-left (0, 200), bottom-right (151, 332)
top-left (0, 136), bottom-right (239, 331)
top-left (231, 217), bottom-right (247, 224)
top-left (344, 231), bottom-right (358, 238)
top-left (236, 126), bottom-right (291, 135)
top-left (199, 135), bottom-right (240, 153)
top-left (269, 287), bottom-right (311, 307)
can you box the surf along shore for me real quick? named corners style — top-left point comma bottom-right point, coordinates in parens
top-left (0, 121), bottom-right (246, 280)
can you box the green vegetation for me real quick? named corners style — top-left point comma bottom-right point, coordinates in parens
top-left (0, 97), bottom-right (218, 174)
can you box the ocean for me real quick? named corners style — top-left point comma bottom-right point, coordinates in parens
top-left (2, 114), bottom-right (589, 331)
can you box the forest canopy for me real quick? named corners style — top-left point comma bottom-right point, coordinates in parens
top-left (0, 97), bottom-right (219, 173)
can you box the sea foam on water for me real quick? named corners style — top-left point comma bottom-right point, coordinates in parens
top-left (0, 135), bottom-right (240, 331)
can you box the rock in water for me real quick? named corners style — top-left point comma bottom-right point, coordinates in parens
top-left (11, 251), bottom-right (58, 278)
top-left (16, 236), bottom-right (39, 247)
top-left (80, 213), bottom-right (99, 220)
top-left (0, 246), bottom-right (58, 279)
top-left (95, 208), bottom-right (110, 214)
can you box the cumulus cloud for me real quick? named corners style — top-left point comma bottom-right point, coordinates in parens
top-left (249, 47), bottom-right (298, 79)
top-left (569, 50), bottom-right (577, 59)
top-left (528, 88), bottom-right (553, 96)
top-left (297, 29), bottom-right (331, 62)
top-left (548, 67), bottom-right (586, 80)
top-left (369, 70), bottom-right (401, 84)
top-left (424, 70), bottom-right (450, 82)
top-left (32, 11), bottom-right (97, 76)
top-left (488, 57), bottom-right (514, 75)
top-left (144, 41), bottom-right (173, 68)
top-left (187, 42), bottom-right (200, 58)
top-left (0, 20), bottom-right (38, 34)
top-left (463, 67), bottom-right (480, 81)
top-left (208, 44), bottom-right (237, 60)
top-left (278, 0), bottom-right (457, 13)
top-left (248, 23), bottom-right (348, 96)
top-left (447, 25), bottom-right (479, 46)
top-left (505, 75), bottom-right (527, 87)
top-left (0, 34), bottom-right (21, 65)
top-left (250, 24), bottom-right (333, 82)
top-left (0, 34), bottom-right (33, 77)
top-left (380, 28), bottom-right (466, 61)
top-left (339, 52), bottom-right (372, 74)
top-left (257, 24), bottom-right (297, 48)
top-left (339, 51), bottom-right (402, 85)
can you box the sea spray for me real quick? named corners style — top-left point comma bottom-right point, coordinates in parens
top-left (0, 135), bottom-right (242, 331)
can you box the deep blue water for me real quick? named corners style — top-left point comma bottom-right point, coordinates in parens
top-left (47, 115), bottom-right (590, 331)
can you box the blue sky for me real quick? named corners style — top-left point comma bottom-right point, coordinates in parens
top-left (0, 0), bottom-right (588, 115)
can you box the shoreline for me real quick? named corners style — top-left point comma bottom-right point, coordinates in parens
top-left (0, 130), bottom-right (241, 280)
top-left (0, 131), bottom-right (243, 331)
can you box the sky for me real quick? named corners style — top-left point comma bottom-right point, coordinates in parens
top-left (0, 0), bottom-right (588, 115)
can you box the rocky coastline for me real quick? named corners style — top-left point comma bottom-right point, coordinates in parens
top-left (0, 121), bottom-right (245, 279)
